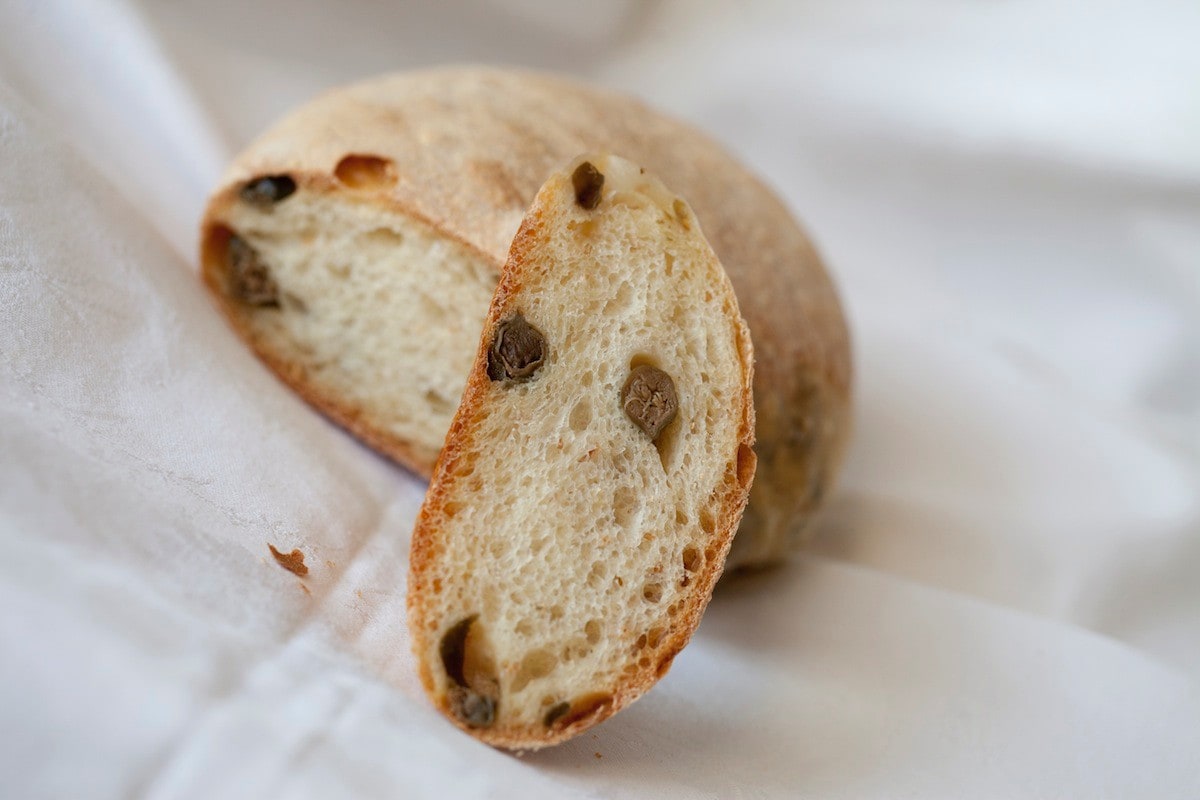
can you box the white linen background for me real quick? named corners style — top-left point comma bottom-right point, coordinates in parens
top-left (1, 0), bottom-right (1198, 797)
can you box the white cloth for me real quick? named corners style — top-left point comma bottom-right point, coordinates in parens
top-left (2, 1), bottom-right (1198, 797)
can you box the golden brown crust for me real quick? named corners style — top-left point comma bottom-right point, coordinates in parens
top-left (199, 66), bottom-right (850, 566)
top-left (407, 171), bottom-right (756, 748)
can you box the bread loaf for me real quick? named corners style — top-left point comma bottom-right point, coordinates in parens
top-left (199, 67), bottom-right (851, 567)
top-left (408, 154), bottom-right (755, 747)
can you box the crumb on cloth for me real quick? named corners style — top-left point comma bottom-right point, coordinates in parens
top-left (268, 544), bottom-right (309, 577)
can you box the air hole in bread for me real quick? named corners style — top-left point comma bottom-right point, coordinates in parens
top-left (628, 353), bottom-right (658, 371)
top-left (642, 582), bottom-right (663, 604)
top-left (656, 655), bottom-right (676, 678)
top-left (511, 648), bottom-right (558, 692)
top-left (363, 226), bottom-right (404, 247)
top-left (488, 538), bottom-right (506, 560)
top-left (613, 487), bottom-right (639, 528)
top-left (568, 397), bottom-right (592, 432)
top-left (699, 508), bottom-right (715, 534)
top-left (612, 191), bottom-right (650, 211)
top-left (586, 560), bottom-right (606, 589)
top-left (663, 251), bottom-right (675, 276)
top-left (653, 417), bottom-right (680, 473)
top-left (334, 154), bottom-right (397, 189)
top-left (584, 619), bottom-right (602, 645)
top-left (736, 443), bottom-right (756, 487)
top-left (646, 626), bottom-right (664, 649)
top-left (603, 281), bottom-right (633, 315)
top-left (682, 544), bottom-right (702, 572)
top-left (463, 622), bottom-right (498, 686)
top-left (566, 218), bottom-right (598, 238)
top-left (575, 637), bottom-right (595, 661)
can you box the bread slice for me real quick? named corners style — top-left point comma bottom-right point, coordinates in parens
top-left (199, 67), bottom-right (850, 568)
top-left (407, 155), bottom-right (755, 749)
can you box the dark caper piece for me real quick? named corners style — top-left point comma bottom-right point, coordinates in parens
top-left (226, 234), bottom-right (279, 307)
top-left (487, 314), bottom-right (547, 382)
top-left (239, 175), bottom-right (296, 207)
top-left (449, 686), bottom-right (497, 728)
top-left (571, 161), bottom-right (604, 210)
top-left (621, 364), bottom-right (678, 441)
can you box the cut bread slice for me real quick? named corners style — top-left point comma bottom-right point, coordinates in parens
top-left (199, 67), bottom-right (850, 569)
top-left (407, 155), bottom-right (755, 748)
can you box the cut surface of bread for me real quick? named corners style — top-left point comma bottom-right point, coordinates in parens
top-left (200, 67), bottom-right (850, 568)
top-left (407, 155), bottom-right (755, 748)
top-left (204, 185), bottom-right (495, 471)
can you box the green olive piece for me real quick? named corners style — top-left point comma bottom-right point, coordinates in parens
top-left (487, 314), bottom-right (547, 382)
top-left (622, 364), bottom-right (678, 441)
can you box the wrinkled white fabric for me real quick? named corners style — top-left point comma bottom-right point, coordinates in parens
top-left (1, 1), bottom-right (1197, 797)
